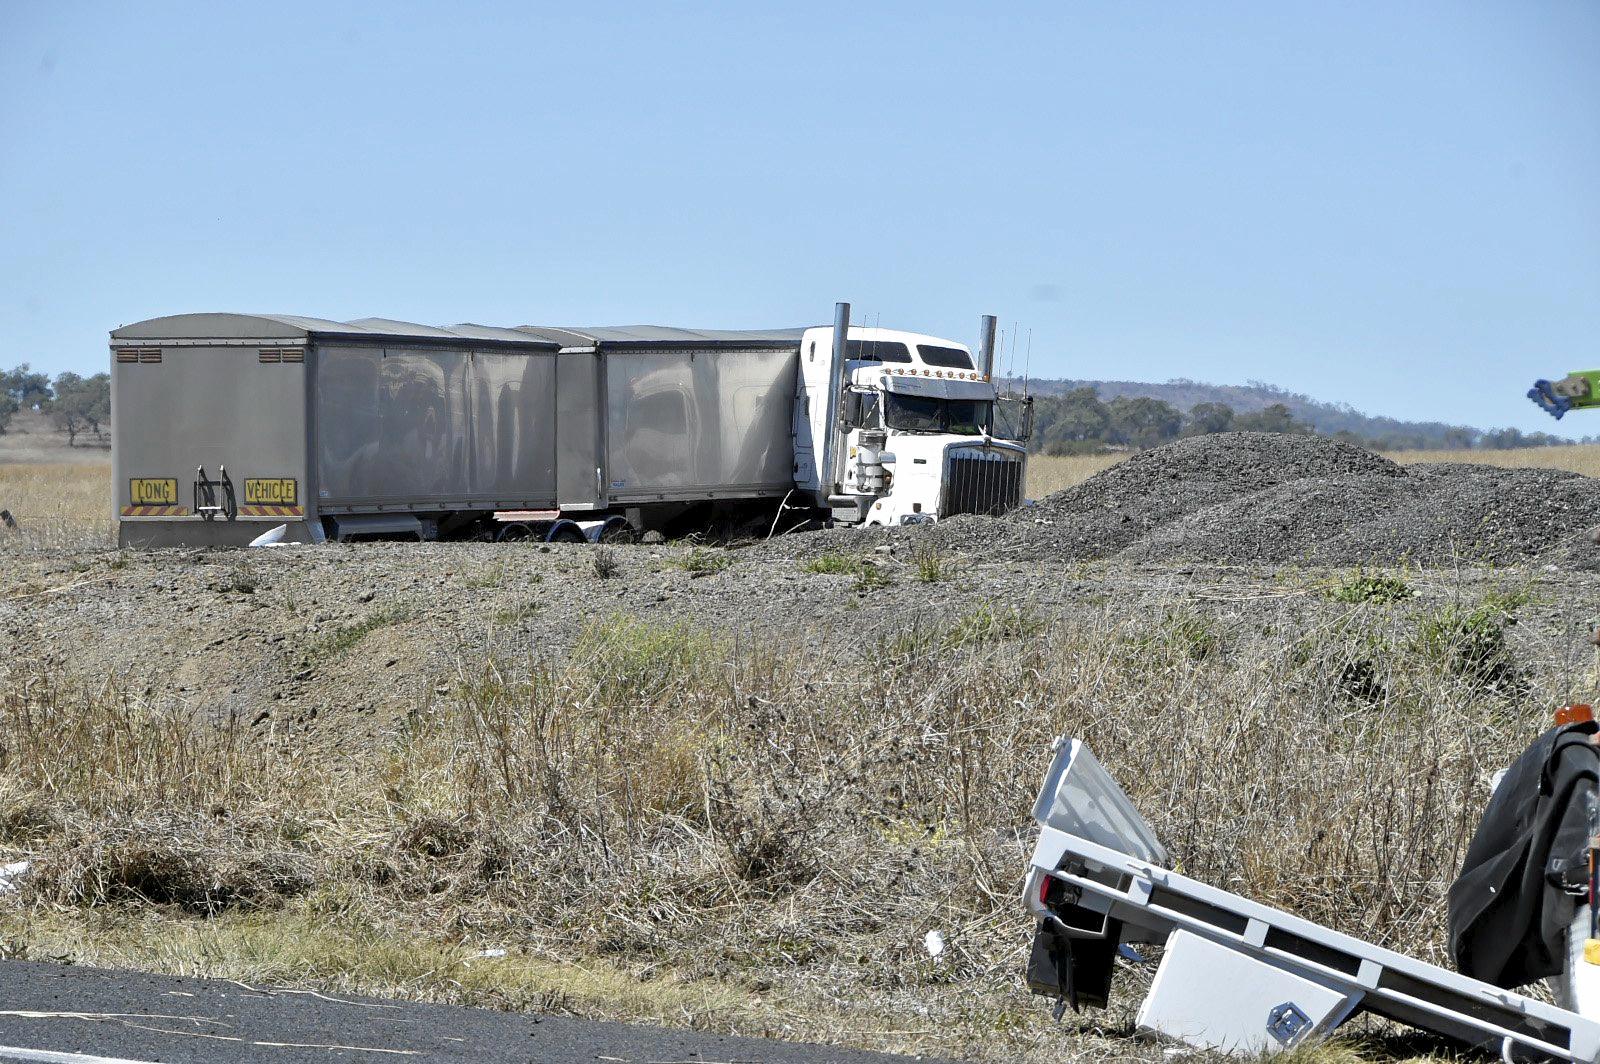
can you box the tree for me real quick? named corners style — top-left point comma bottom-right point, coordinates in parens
top-left (1107, 396), bottom-right (1182, 449)
top-left (1183, 402), bottom-right (1235, 437)
top-left (2, 364), bottom-right (53, 409)
top-left (1233, 403), bottom-right (1305, 434)
top-left (1482, 428), bottom-right (1526, 450)
top-left (1049, 387), bottom-right (1112, 443)
top-left (0, 393), bottom-right (16, 434)
top-left (80, 372), bottom-right (110, 436)
top-left (51, 371), bottom-right (110, 447)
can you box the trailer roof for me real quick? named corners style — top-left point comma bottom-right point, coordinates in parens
top-left (111, 315), bottom-right (806, 350)
top-left (511, 325), bottom-right (807, 348)
top-left (111, 314), bottom-right (562, 349)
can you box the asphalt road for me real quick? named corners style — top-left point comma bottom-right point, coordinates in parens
top-left (0, 961), bottom-right (945, 1064)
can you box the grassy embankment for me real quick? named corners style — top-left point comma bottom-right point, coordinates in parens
top-left (0, 575), bottom-right (1574, 1061)
top-left (5, 442), bottom-right (1600, 1060)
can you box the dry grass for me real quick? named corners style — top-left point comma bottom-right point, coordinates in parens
top-left (1024, 452), bottom-right (1125, 498)
top-left (0, 592), bottom-right (1564, 1061)
top-left (4, 909), bottom-right (760, 1025)
top-left (1386, 444), bottom-right (1600, 476)
top-left (0, 411), bottom-right (109, 463)
top-left (0, 461), bottom-right (112, 553)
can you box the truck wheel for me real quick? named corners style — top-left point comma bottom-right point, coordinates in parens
top-left (496, 523), bottom-right (532, 542)
top-left (544, 519), bottom-right (587, 544)
top-left (595, 516), bottom-right (636, 543)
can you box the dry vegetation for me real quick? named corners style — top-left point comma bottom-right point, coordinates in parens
top-left (0, 569), bottom-right (1580, 1061)
top-left (0, 461), bottom-right (112, 551)
top-left (1385, 445), bottom-right (1600, 476)
top-left (1023, 452), bottom-right (1126, 497)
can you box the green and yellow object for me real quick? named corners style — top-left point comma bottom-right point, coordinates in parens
top-left (1530, 372), bottom-right (1600, 420)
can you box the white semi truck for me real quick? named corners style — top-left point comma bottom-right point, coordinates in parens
top-left (110, 303), bottom-right (1031, 547)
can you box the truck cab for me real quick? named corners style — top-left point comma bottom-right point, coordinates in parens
top-left (792, 325), bottom-right (1031, 526)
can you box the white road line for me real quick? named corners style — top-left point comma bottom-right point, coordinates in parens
top-left (0, 1046), bottom-right (162, 1064)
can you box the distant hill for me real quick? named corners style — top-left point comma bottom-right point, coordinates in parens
top-left (1001, 376), bottom-right (1578, 450)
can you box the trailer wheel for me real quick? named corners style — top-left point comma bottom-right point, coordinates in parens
top-left (544, 519), bottom-right (587, 544)
top-left (594, 516), bottom-right (636, 543)
top-left (496, 523), bottom-right (532, 542)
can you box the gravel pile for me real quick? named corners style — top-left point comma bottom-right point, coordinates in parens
top-left (936, 433), bottom-right (1600, 568)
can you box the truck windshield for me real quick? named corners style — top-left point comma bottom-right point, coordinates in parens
top-left (884, 395), bottom-right (990, 435)
top-left (846, 339), bottom-right (912, 363)
top-left (918, 344), bottom-right (975, 369)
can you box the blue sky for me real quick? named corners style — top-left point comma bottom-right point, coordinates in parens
top-left (2, 1), bottom-right (1596, 435)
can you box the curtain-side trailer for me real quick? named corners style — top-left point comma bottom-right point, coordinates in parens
top-left (112, 314), bottom-right (804, 547)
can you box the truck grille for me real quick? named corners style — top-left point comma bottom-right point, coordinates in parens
top-left (942, 450), bottom-right (1023, 518)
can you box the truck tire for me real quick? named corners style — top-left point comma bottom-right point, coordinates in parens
top-left (544, 519), bottom-right (587, 544)
top-left (593, 516), bottom-right (635, 543)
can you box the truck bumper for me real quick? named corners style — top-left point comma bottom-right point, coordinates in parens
top-left (117, 519), bottom-right (322, 548)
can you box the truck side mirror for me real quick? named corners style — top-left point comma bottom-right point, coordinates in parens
top-left (842, 391), bottom-right (864, 428)
top-left (996, 395), bottom-right (1034, 441)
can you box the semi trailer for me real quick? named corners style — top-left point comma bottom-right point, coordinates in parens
top-left (110, 303), bottom-right (1032, 547)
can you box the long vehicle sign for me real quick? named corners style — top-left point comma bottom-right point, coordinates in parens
top-left (129, 477), bottom-right (177, 505)
top-left (124, 477), bottom-right (187, 516)
top-left (244, 478), bottom-right (297, 506)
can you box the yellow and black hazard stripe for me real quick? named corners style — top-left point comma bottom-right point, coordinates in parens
top-left (238, 504), bottom-right (306, 518)
top-left (120, 505), bottom-right (192, 517)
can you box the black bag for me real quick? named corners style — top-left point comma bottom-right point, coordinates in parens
top-left (1448, 722), bottom-right (1600, 987)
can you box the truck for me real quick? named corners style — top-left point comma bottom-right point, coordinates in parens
top-left (110, 303), bottom-right (1032, 547)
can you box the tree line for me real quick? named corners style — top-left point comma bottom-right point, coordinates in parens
top-left (1, 364), bottom-right (111, 446)
top-left (1029, 387), bottom-right (1576, 455)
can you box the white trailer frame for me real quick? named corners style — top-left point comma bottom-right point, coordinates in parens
top-left (1025, 739), bottom-right (1600, 1061)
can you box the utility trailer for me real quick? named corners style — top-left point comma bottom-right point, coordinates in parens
top-left (111, 306), bottom-right (1031, 548)
top-left (1023, 738), bottom-right (1600, 1061)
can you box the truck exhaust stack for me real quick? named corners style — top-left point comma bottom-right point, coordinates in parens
top-left (822, 301), bottom-right (851, 501)
top-left (979, 314), bottom-right (998, 380)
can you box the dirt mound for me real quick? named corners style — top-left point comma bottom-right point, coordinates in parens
top-left (955, 434), bottom-right (1600, 568)
top-left (1064, 431), bottom-right (1402, 492)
